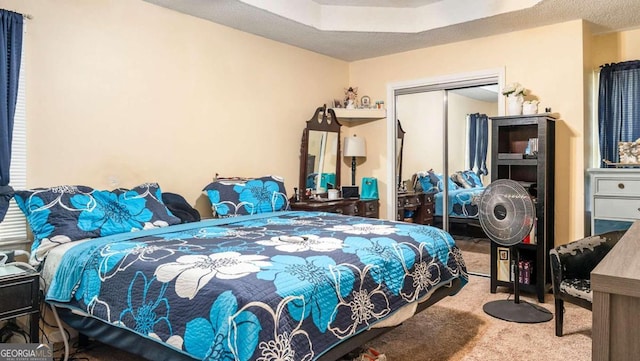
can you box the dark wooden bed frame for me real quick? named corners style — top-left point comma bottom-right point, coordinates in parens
top-left (56, 278), bottom-right (464, 361)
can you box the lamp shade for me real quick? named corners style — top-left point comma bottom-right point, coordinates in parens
top-left (344, 136), bottom-right (366, 157)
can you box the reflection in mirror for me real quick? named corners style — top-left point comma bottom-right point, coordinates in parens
top-left (306, 131), bottom-right (338, 192)
top-left (396, 91), bottom-right (445, 186)
top-left (396, 120), bottom-right (406, 191)
top-left (394, 85), bottom-right (498, 231)
top-left (298, 106), bottom-right (341, 199)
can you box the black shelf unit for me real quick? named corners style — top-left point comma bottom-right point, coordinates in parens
top-left (489, 114), bottom-right (555, 303)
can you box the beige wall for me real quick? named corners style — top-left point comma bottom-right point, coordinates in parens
top-left (592, 28), bottom-right (640, 66)
top-left (4, 0), bottom-right (640, 244)
top-left (396, 92), bottom-right (443, 180)
top-left (1, 0), bottom-right (348, 217)
top-left (349, 20), bottom-right (587, 244)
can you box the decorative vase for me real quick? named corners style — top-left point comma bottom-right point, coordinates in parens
top-left (523, 102), bottom-right (538, 115)
top-left (507, 95), bottom-right (523, 115)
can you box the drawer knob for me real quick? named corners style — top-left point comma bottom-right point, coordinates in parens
top-left (619, 183), bottom-right (625, 189)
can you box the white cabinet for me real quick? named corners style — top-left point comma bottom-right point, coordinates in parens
top-left (588, 168), bottom-right (640, 235)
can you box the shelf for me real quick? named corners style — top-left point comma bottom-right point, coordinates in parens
top-left (516, 243), bottom-right (538, 250)
top-left (490, 115), bottom-right (555, 303)
top-left (496, 159), bottom-right (538, 166)
top-left (331, 108), bottom-right (386, 121)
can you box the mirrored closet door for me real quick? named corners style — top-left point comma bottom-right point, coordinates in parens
top-left (390, 71), bottom-right (501, 275)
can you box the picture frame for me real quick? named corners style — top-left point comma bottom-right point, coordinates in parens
top-left (360, 95), bottom-right (371, 108)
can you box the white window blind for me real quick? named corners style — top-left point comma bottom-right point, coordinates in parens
top-left (0, 41), bottom-right (27, 245)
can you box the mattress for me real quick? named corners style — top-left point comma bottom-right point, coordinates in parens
top-left (43, 211), bottom-right (468, 361)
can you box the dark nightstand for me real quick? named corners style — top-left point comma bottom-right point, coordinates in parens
top-left (0, 265), bottom-right (40, 343)
top-left (396, 191), bottom-right (434, 225)
top-left (291, 198), bottom-right (379, 218)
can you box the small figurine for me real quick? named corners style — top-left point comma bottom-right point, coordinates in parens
top-left (344, 87), bottom-right (358, 109)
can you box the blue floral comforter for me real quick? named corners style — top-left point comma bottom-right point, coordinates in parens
top-left (46, 211), bottom-right (467, 361)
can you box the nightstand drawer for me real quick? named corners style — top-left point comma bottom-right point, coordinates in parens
top-left (398, 195), bottom-right (421, 208)
top-left (594, 197), bottom-right (640, 220)
top-left (595, 178), bottom-right (640, 195)
top-left (0, 274), bottom-right (39, 318)
top-left (331, 202), bottom-right (359, 216)
top-left (424, 192), bottom-right (434, 204)
top-left (359, 200), bottom-right (379, 218)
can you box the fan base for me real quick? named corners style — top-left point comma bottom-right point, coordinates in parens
top-left (483, 300), bottom-right (553, 323)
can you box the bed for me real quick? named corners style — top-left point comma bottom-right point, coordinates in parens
top-left (16, 182), bottom-right (468, 361)
top-left (415, 170), bottom-right (486, 227)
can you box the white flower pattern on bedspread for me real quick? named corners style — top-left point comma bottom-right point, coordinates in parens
top-left (329, 264), bottom-right (391, 338)
top-left (256, 235), bottom-right (344, 253)
top-left (155, 252), bottom-right (272, 299)
top-left (325, 223), bottom-right (397, 235)
top-left (230, 295), bottom-right (314, 361)
top-left (45, 211), bottom-right (467, 361)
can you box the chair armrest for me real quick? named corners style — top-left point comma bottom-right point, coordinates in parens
top-left (549, 249), bottom-right (563, 296)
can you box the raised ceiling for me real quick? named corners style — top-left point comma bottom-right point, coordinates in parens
top-left (144, 0), bottom-right (640, 61)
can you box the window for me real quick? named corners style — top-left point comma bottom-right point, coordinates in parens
top-left (0, 43), bottom-right (26, 246)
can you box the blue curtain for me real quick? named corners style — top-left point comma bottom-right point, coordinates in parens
top-left (0, 10), bottom-right (23, 222)
top-left (598, 60), bottom-right (640, 166)
top-left (468, 113), bottom-right (489, 175)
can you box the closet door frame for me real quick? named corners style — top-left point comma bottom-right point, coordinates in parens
top-left (386, 68), bottom-right (505, 230)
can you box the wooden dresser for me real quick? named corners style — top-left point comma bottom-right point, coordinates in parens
top-left (396, 192), bottom-right (434, 225)
top-left (290, 198), bottom-right (379, 219)
top-left (588, 168), bottom-right (640, 235)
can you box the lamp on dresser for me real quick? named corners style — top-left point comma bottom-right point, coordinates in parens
top-left (343, 135), bottom-right (366, 186)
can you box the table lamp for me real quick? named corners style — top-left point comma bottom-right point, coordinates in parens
top-left (343, 135), bottom-right (366, 186)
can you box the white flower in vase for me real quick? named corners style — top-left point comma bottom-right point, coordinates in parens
top-left (502, 82), bottom-right (527, 115)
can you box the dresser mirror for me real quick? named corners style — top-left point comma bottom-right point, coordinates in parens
top-left (298, 105), bottom-right (342, 199)
top-left (396, 119), bottom-right (406, 192)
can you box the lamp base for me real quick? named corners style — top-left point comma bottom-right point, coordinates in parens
top-left (351, 156), bottom-right (357, 186)
top-left (483, 300), bottom-right (552, 323)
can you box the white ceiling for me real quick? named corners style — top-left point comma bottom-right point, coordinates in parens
top-left (144, 0), bottom-right (640, 62)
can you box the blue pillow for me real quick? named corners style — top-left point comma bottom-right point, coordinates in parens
top-left (14, 183), bottom-right (180, 266)
top-left (418, 171), bottom-right (458, 193)
top-left (452, 170), bottom-right (484, 189)
top-left (203, 175), bottom-right (289, 217)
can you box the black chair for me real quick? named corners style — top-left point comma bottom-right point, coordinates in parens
top-left (549, 230), bottom-right (626, 336)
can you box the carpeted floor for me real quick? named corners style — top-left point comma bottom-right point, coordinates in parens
top-left (455, 236), bottom-right (491, 276)
top-left (365, 276), bottom-right (592, 361)
top-left (56, 276), bottom-right (593, 361)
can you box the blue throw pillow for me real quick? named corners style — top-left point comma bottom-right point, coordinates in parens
top-left (14, 183), bottom-right (180, 266)
top-left (418, 170), bottom-right (458, 193)
top-left (203, 175), bottom-right (289, 217)
top-left (452, 170), bottom-right (484, 188)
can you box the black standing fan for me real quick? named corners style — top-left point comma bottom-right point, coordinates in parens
top-left (478, 179), bottom-right (552, 323)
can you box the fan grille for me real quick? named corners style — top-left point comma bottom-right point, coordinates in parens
top-left (478, 179), bottom-right (535, 246)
